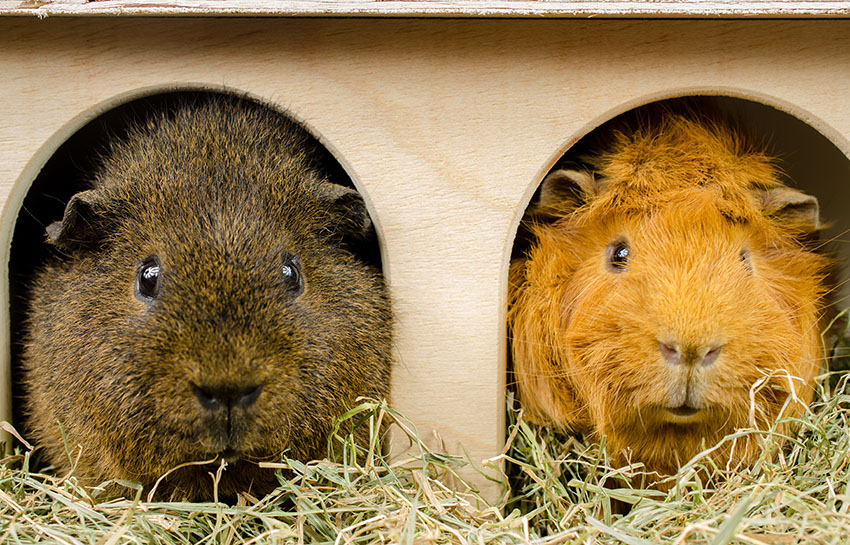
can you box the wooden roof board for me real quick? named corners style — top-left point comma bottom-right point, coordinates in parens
top-left (3, 0), bottom-right (850, 18)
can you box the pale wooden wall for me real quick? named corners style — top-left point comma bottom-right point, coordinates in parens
top-left (1, 18), bottom-right (849, 500)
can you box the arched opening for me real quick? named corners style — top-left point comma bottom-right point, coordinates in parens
top-left (505, 94), bottom-right (850, 495)
top-left (8, 90), bottom-right (384, 428)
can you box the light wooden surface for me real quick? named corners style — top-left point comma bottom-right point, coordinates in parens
top-left (2, 18), bottom-right (850, 500)
top-left (2, 0), bottom-right (850, 18)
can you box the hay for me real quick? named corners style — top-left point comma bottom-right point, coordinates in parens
top-left (2, 377), bottom-right (850, 543)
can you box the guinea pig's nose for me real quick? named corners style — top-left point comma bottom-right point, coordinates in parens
top-left (192, 383), bottom-right (263, 411)
top-left (658, 341), bottom-right (723, 367)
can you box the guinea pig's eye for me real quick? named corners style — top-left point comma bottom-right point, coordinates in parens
top-left (740, 248), bottom-right (753, 272)
top-left (281, 252), bottom-right (304, 296)
top-left (135, 255), bottom-right (161, 301)
top-left (607, 240), bottom-right (630, 273)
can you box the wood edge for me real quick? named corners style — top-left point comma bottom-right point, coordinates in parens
top-left (2, 1), bottom-right (850, 18)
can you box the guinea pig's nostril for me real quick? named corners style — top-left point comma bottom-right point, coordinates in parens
top-left (702, 345), bottom-right (723, 367)
top-left (193, 384), bottom-right (221, 411)
top-left (238, 384), bottom-right (263, 409)
top-left (658, 341), bottom-right (680, 365)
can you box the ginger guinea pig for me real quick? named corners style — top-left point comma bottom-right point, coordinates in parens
top-left (508, 110), bottom-right (833, 477)
top-left (21, 98), bottom-right (392, 500)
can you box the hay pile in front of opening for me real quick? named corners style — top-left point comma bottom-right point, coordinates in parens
top-left (2, 360), bottom-right (850, 543)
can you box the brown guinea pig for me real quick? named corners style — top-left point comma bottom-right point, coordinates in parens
top-left (508, 108), bottom-right (833, 478)
top-left (21, 97), bottom-right (392, 500)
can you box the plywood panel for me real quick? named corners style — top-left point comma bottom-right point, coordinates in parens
top-left (1, 18), bottom-right (849, 500)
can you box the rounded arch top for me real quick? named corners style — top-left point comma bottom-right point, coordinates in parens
top-left (1, 84), bottom-right (389, 267)
top-left (508, 87), bottom-right (850, 304)
top-left (527, 87), bottom-right (850, 214)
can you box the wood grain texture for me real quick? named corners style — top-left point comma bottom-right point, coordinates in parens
top-left (1, 18), bottom-right (849, 501)
top-left (2, 0), bottom-right (850, 18)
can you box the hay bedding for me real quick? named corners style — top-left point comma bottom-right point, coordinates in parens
top-left (2, 344), bottom-right (850, 544)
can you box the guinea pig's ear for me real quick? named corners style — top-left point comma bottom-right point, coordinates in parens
top-left (755, 186), bottom-right (821, 233)
top-left (317, 182), bottom-right (374, 239)
top-left (531, 169), bottom-right (601, 220)
top-left (45, 190), bottom-right (110, 253)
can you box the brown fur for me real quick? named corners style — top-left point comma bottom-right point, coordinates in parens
top-left (21, 97), bottom-right (392, 500)
top-left (509, 110), bottom-right (832, 478)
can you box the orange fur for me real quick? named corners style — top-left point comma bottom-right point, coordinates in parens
top-left (508, 111), bottom-right (832, 477)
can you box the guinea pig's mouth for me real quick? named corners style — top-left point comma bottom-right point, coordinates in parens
top-left (217, 448), bottom-right (240, 461)
top-left (205, 447), bottom-right (246, 463)
top-left (210, 447), bottom-right (278, 464)
top-left (666, 405), bottom-right (701, 418)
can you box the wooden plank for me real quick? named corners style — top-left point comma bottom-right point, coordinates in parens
top-left (2, 0), bottom-right (850, 18)
top-left (1, 18), bottom-right (849, 501)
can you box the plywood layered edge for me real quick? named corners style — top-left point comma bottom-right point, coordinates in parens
top-left (2, 0), bottom-right (850, 18)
